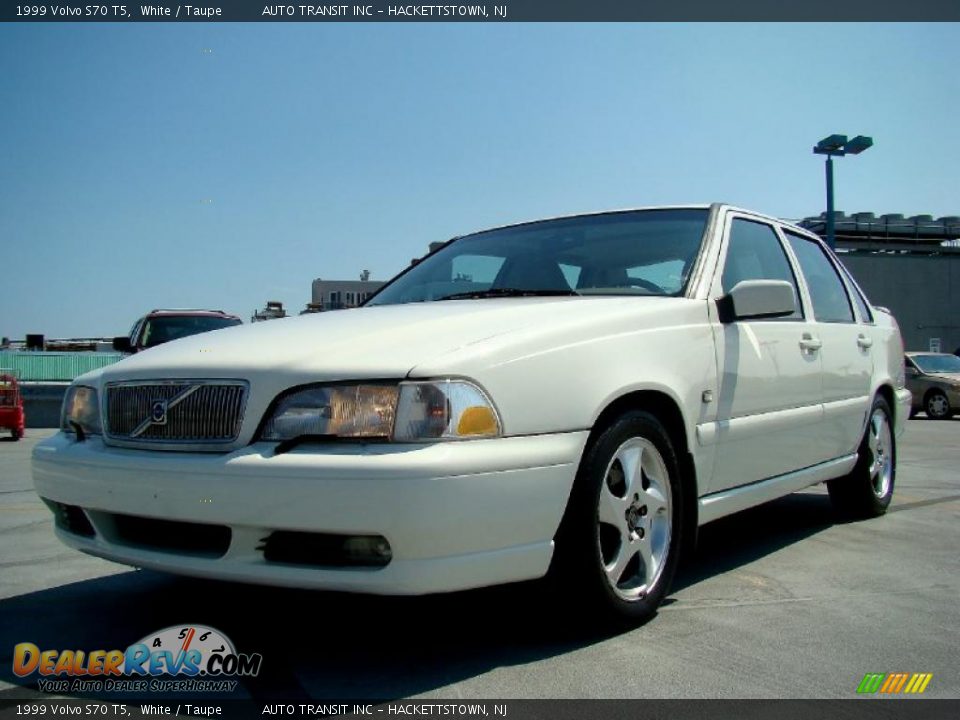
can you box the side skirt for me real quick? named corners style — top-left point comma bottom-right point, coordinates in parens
top-left (698, 454), bottom-right (857, 526)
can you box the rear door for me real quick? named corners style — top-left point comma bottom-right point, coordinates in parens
top-left (781, 229), bottom-right (873, 460)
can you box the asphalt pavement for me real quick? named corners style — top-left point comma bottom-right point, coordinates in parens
top-left (1, 421), bottom-right (958, 699)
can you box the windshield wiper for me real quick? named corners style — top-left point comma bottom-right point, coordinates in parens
top-left (437, 288), bottom-right (579, 301)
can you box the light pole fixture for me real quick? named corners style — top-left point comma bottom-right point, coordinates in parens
top-left (813, 134), bottom-right (873, 249)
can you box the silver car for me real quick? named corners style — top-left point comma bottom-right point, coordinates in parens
top-left (905, 352), bottom-right (960, 419)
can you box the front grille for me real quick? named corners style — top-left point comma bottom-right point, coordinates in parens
top-left (105, 380), bottom-right (247, 446)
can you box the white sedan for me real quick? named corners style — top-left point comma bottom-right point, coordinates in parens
top-left (33, 204), bottom-right (911, 623)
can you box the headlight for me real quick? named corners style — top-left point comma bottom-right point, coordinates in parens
top-left (61, 386), bottom-right (102, 436)
top-left (393, 380), bottom-right (500, 441)
top-left (259, 380), bottom-right (501, 442)
top-left (261, 384), bottom-right (399, 441)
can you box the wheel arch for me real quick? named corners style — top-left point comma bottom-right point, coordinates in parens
top-left (874, 383), bottom-right (896, 423)
top-left (586, 389), bottom-right (699, 561)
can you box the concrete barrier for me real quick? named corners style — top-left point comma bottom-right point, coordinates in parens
top-left (22, 383), bottom-right (69, 429)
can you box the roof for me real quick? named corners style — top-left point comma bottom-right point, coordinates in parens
top-left (447, 204), bottom-right (823, 243)
top-left (144, 309), bottom-right (241, 319)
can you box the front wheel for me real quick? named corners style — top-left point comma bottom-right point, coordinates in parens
top-left (550, 411), bottom-right (684, 624)
top-left (925, 390), bottom-right (951, 420)
top-left (828, 396), bottom-right (895, 518)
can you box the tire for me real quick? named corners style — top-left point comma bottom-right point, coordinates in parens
top-left (550, 411), bottom-right (684, 624)
top-left (12, 428), bottom-right (22, 441)
top-left (925, 390), bottom-right (951, 420)
top-left (828, 396), bottom-right (895, 518)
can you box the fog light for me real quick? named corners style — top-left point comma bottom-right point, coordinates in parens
top-left (41, 498), bottom-right (96, 537)
top-left (261, 531), bottom-right (392, 567)
top-left (343, 536), bottom-right (393, 563)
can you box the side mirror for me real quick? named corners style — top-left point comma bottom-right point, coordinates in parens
top-left (718, 280), bottom-right (796, 323)
top-left (905, 366), bottom-right (919, 377)
top-left (112, 336), bottom-right (134, 353)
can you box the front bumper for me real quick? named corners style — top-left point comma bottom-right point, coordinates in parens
top-left (895, 387), bottom-right (912, 434)
top-left (32, 431), bottom-right (587, 594)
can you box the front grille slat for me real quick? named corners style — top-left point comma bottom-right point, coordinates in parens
top-left (105, 381), bottom-right (248, 449)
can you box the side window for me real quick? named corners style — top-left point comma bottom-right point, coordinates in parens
top-left (784, 232), bottom-right (855, 323)
top-left (721, 219), bottom-right (802, 319)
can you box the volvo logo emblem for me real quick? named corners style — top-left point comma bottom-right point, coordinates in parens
top-left (150, 400), bottom-right (168, 425)
top-left (129, 384), bottom-right (202, 438)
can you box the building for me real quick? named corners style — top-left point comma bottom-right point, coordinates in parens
top-left (311, 271), bottom-right (384, 311)
top-left (251, 301), bottom-right (287, 322)
top-left (799, 211), bottom-right (960, 354)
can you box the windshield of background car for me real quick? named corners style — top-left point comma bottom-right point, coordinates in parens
top-left (912, 354), bottom-right (960, 374)
top-left (366, 209), bottom-right (710, 306)
top-left (141, 316), bottom-right (242, 348)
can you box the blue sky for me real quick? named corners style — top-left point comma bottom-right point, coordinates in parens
top-left (1, 23), bottom-right (958, 340)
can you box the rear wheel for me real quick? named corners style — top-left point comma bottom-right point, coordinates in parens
top-left (828, 396), bottom-right (895, 518)
top-left (551, 411), bottom-right (684, 624)
top-left (12, 428), bottom-right (22, 441)
top-left (925, 390), bottom-right (951, 420)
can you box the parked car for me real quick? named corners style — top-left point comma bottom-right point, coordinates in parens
top-left (112, 309), bottom-right (242, 353)
top-left (0, 370), bottom-right (25, 441)
top-left (34, 204), bottom-right (910, 623)
top-left (904, 352), bottom-right (960, 419)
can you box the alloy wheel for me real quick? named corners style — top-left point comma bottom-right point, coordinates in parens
top-left (596, 437), bottom-right (672, 600)
top-left (867, 407), bottom-right (893, 498)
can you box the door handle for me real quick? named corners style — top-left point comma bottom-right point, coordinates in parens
top-left (799, 333), bottom-right (822, 352)
top-left (857, 334), bottom-right (874, 349)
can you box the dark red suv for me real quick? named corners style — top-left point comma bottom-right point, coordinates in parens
top-left (113, 309), bottom-right (243, 353)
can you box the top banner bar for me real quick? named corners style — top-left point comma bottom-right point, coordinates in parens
top-left (2, 0), bottom-right (960, 22)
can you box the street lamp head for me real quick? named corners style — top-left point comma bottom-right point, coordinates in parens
top-left (813, 132), bottom-right (873, 250)
top-left (844, 135), bottom-right (873, 155)
top-left (814, 134), bottom-right (848, 154)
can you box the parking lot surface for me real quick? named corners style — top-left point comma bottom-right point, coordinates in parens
top-left (1, 422), bottom-right (958, 699)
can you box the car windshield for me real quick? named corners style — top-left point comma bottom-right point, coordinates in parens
top-left (141, 316), bottom-right (241, 348)
top-left (366, 208), bottom-right (710, 306)
top-left (912, 354), bottom-right (960, 374)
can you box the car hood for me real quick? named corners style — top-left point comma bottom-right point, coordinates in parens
top-left (93, 296), bottom-right (691, 386)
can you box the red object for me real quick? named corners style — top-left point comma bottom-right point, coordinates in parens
top-left (0, 372), bottom-right (25, 441)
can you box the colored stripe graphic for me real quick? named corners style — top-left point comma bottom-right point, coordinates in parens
top-left (881, 672), bottom-right (909, 693)
top-left (904, 673), bottom-right (933, 694)
top-left (857, 674), bottom-right (885, 693)
top-left (858, 672), bottom-right (932, 694)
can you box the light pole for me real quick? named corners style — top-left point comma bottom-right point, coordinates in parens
top-left (813, 134), bottom-right (873, 249)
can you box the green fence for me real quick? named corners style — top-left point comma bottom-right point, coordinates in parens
top-left (0, 352), bottom-right (123, 382)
